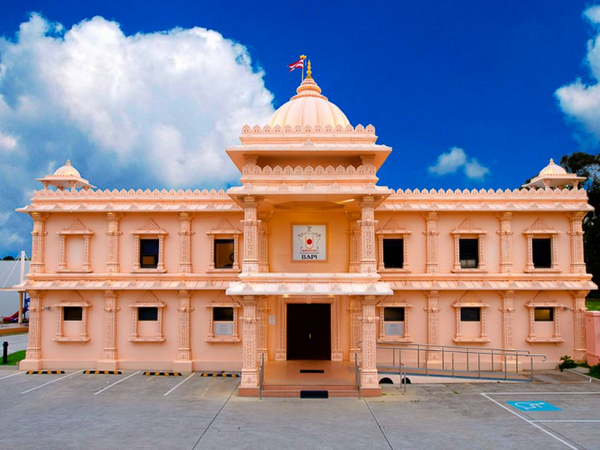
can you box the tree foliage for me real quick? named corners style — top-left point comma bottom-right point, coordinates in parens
top-left (559, 152), bottom-right (600, 295)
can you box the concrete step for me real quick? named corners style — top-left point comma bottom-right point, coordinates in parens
top-left (263, 384), bottom-right (357, 391)
top-left (261, 388), bottom-right (359, 398)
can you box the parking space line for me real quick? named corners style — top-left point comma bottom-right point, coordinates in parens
top-left (164, 373), bottom-right (195, 396)
top-left (483, 391), bottom-right (600, 395)
top-left (94, 371), bottom-right (140, 395)
top-left (531, 420), bottom-right (600, 423)
top-left (0, 371), bottom-right (24, 381)
top-left (481, 393), bottom-right (579, 450)
top-left (21, 370), bottom-right (82, 394)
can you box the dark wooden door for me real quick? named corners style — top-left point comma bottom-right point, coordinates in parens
top-left (287, 304), bottom-right (331, 360)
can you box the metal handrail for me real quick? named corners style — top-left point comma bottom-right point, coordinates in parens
top-left (258, 353), bottom-right (265, 400)
top-left (355, 352), bottom-right (361, 399)
top-left (376, 342), bottom-right (546, 382)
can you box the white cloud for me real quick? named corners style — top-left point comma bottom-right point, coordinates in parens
top-left (428, 147), bottom-right (489, 180)
top-left (556, 6), bottom-right (600, 142)
top-left (0, 14), bottom-right (275, 255)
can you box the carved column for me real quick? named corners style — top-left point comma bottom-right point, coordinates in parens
top-left (358, 197), bottom-right (377, 274)
top-left (98, 290), bottom-right (119, 370)
top-left (275, 296), bottom-right (286, 361)
top-left (360, 296), bottom-right (380, 394)
top-left (332, 296), bottom-right (343, 361)
top-left (106, 213), bottom-right (122, 273)
top-left (424, 291), bottom-right (440, 361)
top-left (257, 298), bottom-right (269, 361)
top-left (258, 213), bottom-right (271, 273)
top-left (347, 214), bottom-right (361, 273)
top-left (242, 197), bottom-right (260, 274)
top-left (423, 212), bottom-right (439, 273)
top-left (571, 291), bottom-right (587, 361)
top-left (497, 212), bottom-right (513, 273)
top-left (30, 213), bottom-right (48, 274)
top-left (22, 291), bottom-right (43, 370)
top-left (240, 296), bottom-right (259, 395)
top-left (173, 290), bottom-right (193, 372)
top-left (349, 297), bottom-right (362, 361)
top-left (568, 212), bottom-right (586, 274)
top-left (499, 291), bottom-right (515, 361)
top-left (178, 213), bottom-right (194, 273)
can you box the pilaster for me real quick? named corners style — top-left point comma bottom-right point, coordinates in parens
top-left (349, 297), bottom-right (362, 361)
top-left (568, 212), bottom-right (586, 274)
top-left (98, 290), bottom-right (119, 370)
top-left (571, 290), bottom-right (588, 361)
top-left (242, 197), bottom-right (261, 274)
top-left (346, 213), bottom-right (361, 273)
top-left (358, 197), bottom-right (377, 274)
top-left (21, 291), bottom-right (43, 370)
top-left (499, 290), bottom-right (515, 358)
top-left (258, 213), bottom-right (272, 273)
top-left (105, 213), bottom-right (123, 273)
top-left (30, 213), bottom-right (48, 274)
top-left (423, 212), bottom-right (439, 274)
top-left (424, 290), bottom-right (440, 361)
top-left (173, 290), bottom-right (193, 372)
top-left (257, 297), bottom-right (269, 361)
top-left (497, 212), bottom-right (513, 273)
top-left (178, 213), bottom-right (194, 273)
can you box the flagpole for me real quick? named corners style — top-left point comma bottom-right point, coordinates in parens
top-left (300, 54), bottom-right (306, 82)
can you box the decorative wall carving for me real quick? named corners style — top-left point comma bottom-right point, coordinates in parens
top-left (360, 296), bottom-right (379, 388)
top-left (359, 196), bottom-right (378, 273)
top-left (178, 213), bottom-right (194, 273)
top-left (568, 212), bottom-right (586, 274)
top-left (242, 196), bottom-right (260, 274)
top-left (25, 291), bottom-right (43, 360)
top-left (30, 213), bottom-right (48, 273)
top-left (106, 213), bottom-right (123, 273)
top-left (176, 291), bottom-right (192, 360)
top-left (424, 291), bottom-right (440, 361)
top-left (423, 212), bottom-right (439, 273)
top-left (240, 296), bottom-right (258, 388)
top-left (571, 291), bottom-right (587, 360)
top-left (499, 291), bottom-right (515, 355)
top-left (102, 290), bottom-right (119, 361)
top-left (497, 212), bottom-right (513, 273)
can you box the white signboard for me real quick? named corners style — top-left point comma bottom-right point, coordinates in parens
top-left (214, 322), bottom-right (233, 336)
top-left (293, 225), bottom-right (326, 261)
top-left (269, 314), bottom-right (276, 326)
top-left (385, 322), bottom-right (403, 337)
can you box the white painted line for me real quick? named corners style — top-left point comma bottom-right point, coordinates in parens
top-left (94, 370), bottom-right (140, 396)
top-left (21, 370), bottom-right (82, 394)
top-left (164, 373), bottom-right (195, 396)
top-left (531, 420), bottom-right (600, 423)
top-left (483, 391), bottom-right (600, 395)
top-left (566, 369), bottom-right (597, 383)
top-left (0, 371), bottom-right (24, 381)
top-left (481, 393), bottom-right (579, 450)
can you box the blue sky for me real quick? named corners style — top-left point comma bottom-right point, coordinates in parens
top-left (0, 1), bottom-right (599, 257)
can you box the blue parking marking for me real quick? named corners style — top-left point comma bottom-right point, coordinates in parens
top-left (506, 401), bottom-right (562, 412)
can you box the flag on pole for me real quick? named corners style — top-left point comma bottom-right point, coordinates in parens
top-left (287, 59), bottom-right (304, 72)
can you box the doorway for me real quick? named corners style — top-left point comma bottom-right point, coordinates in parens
top-left (287, 303), bottom-right (331, 360)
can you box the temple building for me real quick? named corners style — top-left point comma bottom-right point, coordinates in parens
top-left (16, 66), bottom-right (596, 397)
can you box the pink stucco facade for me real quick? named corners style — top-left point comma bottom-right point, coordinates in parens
top-left (17, 72), bottom-right (596, 396)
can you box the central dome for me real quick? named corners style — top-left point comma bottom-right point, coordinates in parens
top-left (268, 74), bottom-right (351, 128)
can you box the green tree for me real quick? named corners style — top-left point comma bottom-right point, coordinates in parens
top-left (560, 152), bottom-right (600, 295)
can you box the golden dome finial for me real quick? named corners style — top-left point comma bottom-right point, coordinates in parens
top-left (306, 60), bottom-right (312, 78)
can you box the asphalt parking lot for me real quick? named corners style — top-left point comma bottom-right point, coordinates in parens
top-left (0, 368), bottom-right (599, 450)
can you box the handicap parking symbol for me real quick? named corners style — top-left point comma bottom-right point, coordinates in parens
top-left (507, 401), bottom-right (562, 412)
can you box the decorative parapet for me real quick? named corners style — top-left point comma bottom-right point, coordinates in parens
top-left (31, 188), bottom-right (230, 199)
top-left (239, 123), bottom-right (377, 144)
top-left (241, 164), bottom-right (377, 177)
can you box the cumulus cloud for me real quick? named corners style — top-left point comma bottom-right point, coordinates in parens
top-left (0, 14), bottom-right (275, 256)
top-left (556, 6), bottom-right (600, 142)
top-left (428, 147), bottom-right (489, 180)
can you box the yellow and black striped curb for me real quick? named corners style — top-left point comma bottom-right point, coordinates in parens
top-left (200, 373), bottom-right (239, 378)
top-left (26, 370), bottom-right (65, 375)
top-left (143, 371), bottom-right (182, 377)
top-left (83, 370), bottom-right (122, 375)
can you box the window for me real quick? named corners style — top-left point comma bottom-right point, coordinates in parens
top-left (378, 301), bottom-right (412, 342)
top-left (383, 239), bottom-right (404, 269)
top-left (57, 219), bottom-right (94, 273)
top-left (460, 307), bottom-right (480, 322)
top-left (214, 239), bottom-right (235, 269)
top-left (532, 238), bottom-right (552, 269)
top-left (63, 306), bottom-right (83, 321)
top-left (459, 239), bottom-right (479, 269)
top-left (213, 307), bottom-right (234, 336)
top-left (534, 307), bottom-right (554, 322)
top-left (140, 239), bottom-right (159, 269)
top-left (138, 307), bottom-right (158, 321)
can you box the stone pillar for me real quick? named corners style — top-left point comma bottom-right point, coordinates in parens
top-left (332, 297), bottom-right (343, 361)
top-left (360, 295), bottom-right (381, 396)
top-left (242, 197), bottom-right (260, 274)
top-left (424, 291), bottom-right (440, 362)
top-left (571, 291), bottom-right (587, 361)
top-left (497, 212), bottom-right (513, 274)
top-left (499, 291), bottom-right (515, 366)
top-left (257, 297), bottom-right (268, 361)
top-left (568, 212), bottom-right (586, 274)
top-left (239, 295), bottom-right (259, 396)
top-left (178, 213), bottom-right (194, 274)
top-left (358, 197), bottom-right (377, 274)
top-left (173, 290), bottom-right (193, 372)
top-left (30, 213), bottom-right (48, 274)
top-left (423, 212), bottom-right (439, 274)
top-left (257, 214), bottom-right (271, 273)
top-left (21, 291), bottom-right (43, 370)
top-left (98, 290), bottom-right (119, 371)
top-left (347, 214), bottom-right (361, 273)
top-left (349, 297), bottom-right (362, 361)
top-left (106, 213), bottom-right (122, 273)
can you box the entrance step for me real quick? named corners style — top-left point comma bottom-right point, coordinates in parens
top-left (262, 384), bottom-right (359, 398)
